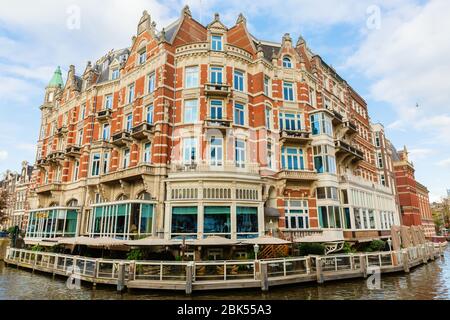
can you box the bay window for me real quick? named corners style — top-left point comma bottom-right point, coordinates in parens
top-left (318, 206), bottom-right (342, 229)
top-left (204, 206), bottom-right (231, 236)
top-left (185, 66), bottom-right (199, 88)
top-left (171, 207), bottom-right (198, 238)
top-left (313, 145), bottom-right (336, 174)
top-left (310, 113), bottom-right (332, 136)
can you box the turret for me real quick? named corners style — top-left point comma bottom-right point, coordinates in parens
top-left (44, 66), bottom-right (64, 104)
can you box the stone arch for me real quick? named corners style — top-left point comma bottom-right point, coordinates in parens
top-left (66, 198), bottom-right (79, 207)
top-left (136, 189), bottom-right (152, 200)
top-left (116, 193), bottom-right (129, 201)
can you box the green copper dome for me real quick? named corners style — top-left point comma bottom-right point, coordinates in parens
top-left (47, 66), bottom-right (64, 88)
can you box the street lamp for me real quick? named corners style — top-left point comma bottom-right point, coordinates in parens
top-left (254, 244), bottom-right (260, 261)
top-left (387, 238), bottom-right (392, 252)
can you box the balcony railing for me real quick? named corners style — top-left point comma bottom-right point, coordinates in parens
top-left (100, 164), bottom-right (157, 184)
top-left (279, 229), bottom-right (324, 241)
top-left (111, 131), bottom-right (132, 147)
top-left (36, 158), bottom-right (49, 167)
top-left (97, 109), bottom-right (113, 122)
top-left (335, 140), bottom-right (364, 161)
top-left (204, 119), bottom-right (232, 131)
top-left (169, 161), bottom-right (260, 175)
top-left (204, 83), bottom-right (231, 97)
top-left (343, 120), bottom-right (357, 134)
top-left (65, 145), bottom-right (81, 157)
top-left (35, 183), bottom-right (63, 194)
top-left (131, 122), bottom-right (154, 140)
top-left (277, 170), bottom-right (318, 181)
top-left (56, 126), bottom-right (68, 136)
top-left (47, 150), bottom-right (65, 162)
top-left (280, 130), bottom-right (312, 144)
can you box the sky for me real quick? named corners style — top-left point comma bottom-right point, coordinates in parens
top-left (0, 0), bottom-right (449, 201)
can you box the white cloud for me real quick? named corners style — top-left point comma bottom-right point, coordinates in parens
top-left (346, 0), bottom-right (450, 144)
top-left (0, 151), bottom-right (8, 161)
top-left (437, 158), bottom-right (450, 168)
top-left (408, 148), bottom-right (433, 161)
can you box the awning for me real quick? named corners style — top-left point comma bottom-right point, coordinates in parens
top-left (294, 234), bottom-right (344, 243)
top-left (125, 237), bottom-right (179, 247)
top-left (241, 235), bottom-right (292, 245)
top-left (186, 236), bottom-right (239, 246)
top-left (24, 238), bottom-right (60, 247)
top-left (264, 207), bottom-right (280, 218)
top-left (58, 237), bottom-right (126, 247)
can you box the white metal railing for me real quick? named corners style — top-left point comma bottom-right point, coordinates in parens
top-left (193, 260), bottom-right (256, 282)
top-left (261, 257), bottom-right (309, 278)
top-left (5, 243), bottom-right (445, 287)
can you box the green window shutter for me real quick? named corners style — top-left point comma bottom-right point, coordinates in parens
top-left (236, 207), bottom-right (257, 215)
top-left (204, 206), bottom-right (231, 215)
top-left (172, 207), bottom-right (198, 215)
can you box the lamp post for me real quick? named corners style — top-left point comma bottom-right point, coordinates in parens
top-left (254, 244), bottom-right (260, 261)
top-left (387, 238), bottom-right (392, 252)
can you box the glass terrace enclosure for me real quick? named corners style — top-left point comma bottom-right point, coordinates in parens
top-left (88, 201), bottom-right (154, 239)
top-left (26, 207), bottom-right (79, 238)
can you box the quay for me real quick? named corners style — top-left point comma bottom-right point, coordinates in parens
top-left (3, 242), bottom-right (446, 294)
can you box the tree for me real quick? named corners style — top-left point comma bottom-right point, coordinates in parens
top-left (0, 189), bottom-right (8, 225)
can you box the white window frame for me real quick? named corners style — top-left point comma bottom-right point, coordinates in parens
top-left (183, 99), bottom-right (198, 124)
top-left (185, 66), bottom-right (199, 89)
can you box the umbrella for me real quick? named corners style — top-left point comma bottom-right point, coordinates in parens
top-left (241, 235), bottom-right (292, 245)
top-left (125, 237), bottom-right (178, 247)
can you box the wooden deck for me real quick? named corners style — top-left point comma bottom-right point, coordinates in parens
top-left (3, 243), bottom-right (446, 293)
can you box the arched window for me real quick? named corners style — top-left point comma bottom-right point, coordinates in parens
top-left (116, 194), bottom-right (129, 201)
top-left (67, 199), bottom-right (79, 207)
top-left (283, 56), bottom-right (293, 68)
top-left (49, 202), bottom-right (59, 207)
top-left (138, 192), bottom-right (152, 200)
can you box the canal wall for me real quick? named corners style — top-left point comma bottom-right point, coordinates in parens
top-left (0, 239), bottom-right (10, 261)
top-left (3, 243), bottom-right (447, 294)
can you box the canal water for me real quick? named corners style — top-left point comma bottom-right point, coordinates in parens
top-left (1, 247), bottom-right (449, 300)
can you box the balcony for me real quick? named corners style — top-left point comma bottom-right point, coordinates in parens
top-left (278, 170), bottom-right (318, 181)
top-left (56, 126), bottom-right (68, 136)
top-left (331, 110), bottom-right (344, 125)
top-left (47, 150), bottom-right (65, 163)
top-left (280, 130), bottom-right (312, 145)
top-left (279, 229), bottom-right (324, 241)
top-left (335, 140), bottom-right (364, 162)
top-left (204, 83), bottom-right (231, 97)
top-left (96, 109), bottom-right (113, 123)
top-left (65, 145), bottom-right (81, 158)
top-left (131, 122), bottom-right (154, 140)
top-left (204, 119), bottom-right (232, 131)
top-left (100, 164), bottom-right (157, 184)
top-left (343, 120), bottom-right (357, 135)
top-left (169, 161), bottom-right (260, 176)
top-left (111, 131), bottom-right (132, 147)
top-left (36, 157), bottom-right (48, 167)
top-left (35, 183), bottom-right (63, 195)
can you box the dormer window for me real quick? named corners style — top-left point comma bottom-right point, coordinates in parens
top-left (283, 56), bottom-right (293, 68)
top-left (211, 35), bottom-right (223, 51)
top-left (47, 92), bottom-right (54, 103)
top-left (138, 49), bottom-right (147, 65)
top-left (111, 68), bottom-right (119, 80)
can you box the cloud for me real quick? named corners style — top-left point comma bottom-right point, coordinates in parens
top-left (0, 150), bottom-right (8, 161)
top-left (408, 148), bottom-right (433, 161)
top-left (346, 0), bottom-right (450, 145)
top-left (437, 158), bottom-right (450, 168)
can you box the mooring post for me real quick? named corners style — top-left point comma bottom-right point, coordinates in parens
top-left (305, 256), bottom-right (311, 274)
top-left (360, 254), bottom-right (367, 278)
top-left (185, 262), bottom-right (193, 295)
top-left (316, 257), bottom-right (324, 284)
top-left (117, 262), bottom-right (126, 292)
top-left (402, 250), bottom-right (410, 273)
top-left (260, 262), bottom-right (269, 292)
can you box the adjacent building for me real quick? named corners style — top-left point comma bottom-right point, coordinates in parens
top-left (0, 162), bottom-right (33, 232)
top-left (392, 146), bottom-right (436, 237)
top-left (26, 8), bottom-right (406, 247)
